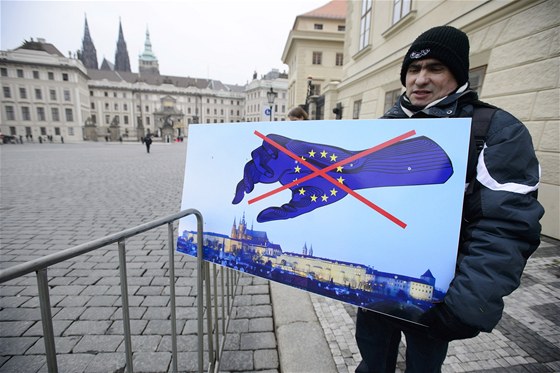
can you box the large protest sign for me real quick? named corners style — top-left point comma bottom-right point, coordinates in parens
top-left (177, 119), bottom-right (471, 325)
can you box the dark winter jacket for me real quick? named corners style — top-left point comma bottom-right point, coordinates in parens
top-left (383, 89), bottom-right (544, 340)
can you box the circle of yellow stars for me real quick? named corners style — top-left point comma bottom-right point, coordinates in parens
top-left (293, 149), bottom-right (346, 203)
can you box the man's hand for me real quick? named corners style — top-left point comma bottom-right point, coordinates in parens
top-left (419, 303), bottom-right (480, 341)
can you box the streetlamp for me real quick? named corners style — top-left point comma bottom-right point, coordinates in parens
top-left (305, 76), bottom-right (313, 118)
top-left (266, 87), bottom-right (277, 121)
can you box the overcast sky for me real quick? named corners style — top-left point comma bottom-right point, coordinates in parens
top-left (1, 0), bottom-right (328, 86)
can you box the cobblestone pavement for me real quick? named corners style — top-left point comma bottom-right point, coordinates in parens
top-left (0, 142), bottom-right (278, 373)
top-left (1, 142), bottom-right (559, 373)
top-left (312, 235), bottom-right (560, 373)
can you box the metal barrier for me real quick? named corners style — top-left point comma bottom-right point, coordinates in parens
top-left (0, 209), bottom-right (240, 373)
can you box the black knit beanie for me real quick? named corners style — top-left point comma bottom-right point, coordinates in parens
top-left (400, 26), bottom-right (470, 87)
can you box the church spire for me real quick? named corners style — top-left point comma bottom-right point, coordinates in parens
top-left (78, 15), bottom-right (98, 69)
top-left (114, 18), bottom-right (131, 72)
top-left (139, 26), bottom-right (159, 75)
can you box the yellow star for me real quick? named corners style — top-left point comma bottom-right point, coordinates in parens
top-left (336, 166), bottom-right (343, 173)
top-left (320, 150), bottom-right (328, 158)
top-left (298, 188), bottom-right (306, 195)
top-left (308, 149), bottom-right (316, 157)
top-left (337, 176), bottom-right (345, 184)
top-left (321, 194), bottom-right (328, 202)
top-left (330, 153), bottom-right (338, 162)
top-left (311, 194), bottom-right (318, 202)
top-left (294, 165), bottom-right (301, 173)
top-left (330, 188), bottom-right (338, 196)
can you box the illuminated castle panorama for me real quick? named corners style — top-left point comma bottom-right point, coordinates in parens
top-left (182, 214), bottom-right (437, 302)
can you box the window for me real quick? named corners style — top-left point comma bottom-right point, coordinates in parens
top-left (1, 68), bottom-right (7, 77)
top-left (359, 0), bottom-right (372, 50)
top-left (312, 51), bottom-right (323, 65)
top-left (21, 106), bottom-right (31, 121)
top-left (62, 73), bottom-right (69, 81)
top-left (65, 108), bottom-right (73, 121)
top-left (392, 0), bottom-right (411, 24)
top-left (35, 88), bottom-right (43, 100)
top-left (105, 103), bottom-right (109, 110)
top-left (469, 66), bottom-right (487, 95)
top-left (384, 89), bottom-right (401, 113)
top-left (91, 102), bottom-right (95, 109)
top-left (314, 24), bottom-right (323, 30)
top-left (17, 69), bottom-right (24, 78)
top-left (353, 100), bottom-right (362, 119)
top-left (145, 105), bottom-right (149, 111)
top-left (63, 90), bottom-right (70, 101)
top-left (114, 103), bottom-right (118, 111)
top-left (124, 115), bottom-right (129, 125)
top-left (113, 92), bottom-right (117, 97)
top-left (3, 86), bottom-right (11, 98)
top-left (146, 117), bottom-right (150, 125)
top-left (37, 107), bottom-right (46, 121)
top-left (25, 127), bottom-right (32, 136)
top-left (68, 127), bottom-right (74, 136)
top-left (123, 103), bottom-right (128, 111)
top-left (5, 106), bottom-right (15, 120)
top-left (48, 72), bottom-right (54, 80)
top-left (33, 71), bottom-right (40, 79)
top-left (105, 115), bottom-right (110, 124)
top-left (40, 127), bottom-right (47, 136)
top-left (50, 89), bottom-right (57, 100)
top-left (336, 53), bottom-right (344, 66)
top-left (8, 126), bottom-right (16, 136)
top-left (90, 90), bottom-right (94, 96)
top-left (104, 91), bottom-right (108, 97)
top-left (207, 108), bottom-right (210, 114)
top-left (19, 87), bottom-right (27, 99)
top-left (54, 127), bottom-right (61, 136)
top-left (51, 108), bottom-right (60, 121)
top-left (91, 114), bottom-right (96, 124)
top-left (338, 25), bottom-right (346, 32)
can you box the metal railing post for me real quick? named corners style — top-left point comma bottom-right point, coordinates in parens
top-left (36, 268), bottom-right (58, 373)
top-left (212, 264), bottom-right (220, 364)
top-left (205, 263), bottom-right (214, 372)
top-left (167, 222), bottom-right (178, 373)
top-left (118, 239), bottom-right (134, 373)
top-left (196, 215), bottom-right (204, 373)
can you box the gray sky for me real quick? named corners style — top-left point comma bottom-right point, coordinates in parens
top-left (1, 0), bottom-right (327, 86)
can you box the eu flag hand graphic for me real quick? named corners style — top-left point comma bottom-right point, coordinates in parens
top-left (232, 134), bottom-right (453, 223)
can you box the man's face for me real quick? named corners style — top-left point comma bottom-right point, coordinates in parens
top-left (405, 58), bottom-right (459, 107)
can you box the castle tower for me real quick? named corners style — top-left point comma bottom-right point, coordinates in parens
top-left (238, 213), bottom-right (246, 239)
top-left (114, 19), bottom-right (131, 72)
top-left (302, 242), bottom-right (308, 256)
top-left (231, 218), bottom-right (238, 239)
top-left (78, 15), bottom-right (98, 69)
top-left (139, 27), bottom-right (159, 75)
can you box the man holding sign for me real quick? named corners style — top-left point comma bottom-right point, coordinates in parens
top-left (354, 26), bottom-right (544, 372)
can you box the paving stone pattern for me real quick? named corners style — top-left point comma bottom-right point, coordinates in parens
top-left (0, 143), bottom-right (278, 373)
top-left (1, 143), bottom-right (558, 373)
top-left (312, 235), bottom-right (560, 373)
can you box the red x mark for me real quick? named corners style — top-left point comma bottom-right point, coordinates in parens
top-left (248, 130), bottom-right (417, 229)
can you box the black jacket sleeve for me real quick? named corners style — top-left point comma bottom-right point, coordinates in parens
top-left (443, 110), bottom-right (544, 333)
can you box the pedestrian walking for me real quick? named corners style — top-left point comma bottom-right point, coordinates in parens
top-left (144, 135), bottom-right (153, 153)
